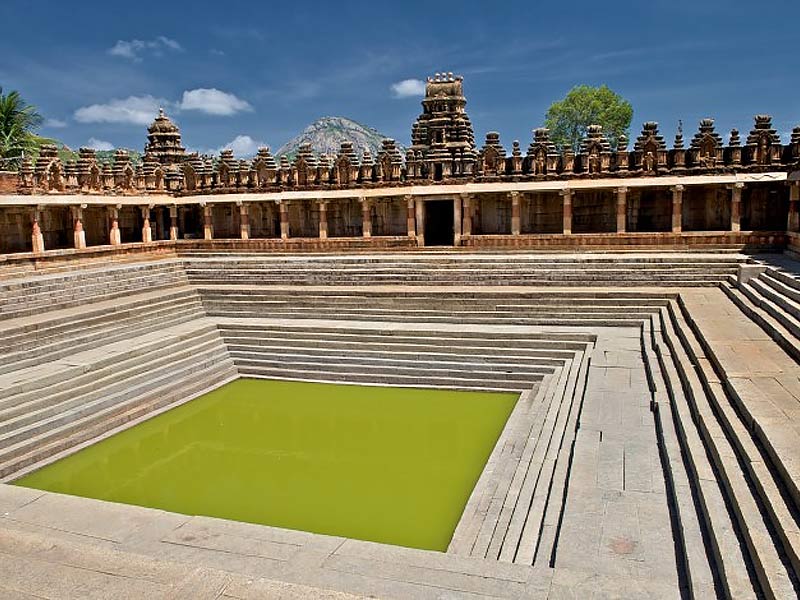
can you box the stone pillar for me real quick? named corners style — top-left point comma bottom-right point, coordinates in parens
top-left (671, 185), bottom-right (684, 233)
top-left (72, 204), bottom-right (86, 249)
top-left (406, 195), bottom-right (416, 238)
top-left (31, 207), bottom-right (45, 254)
top-left (203, 204), bottom-right (213, 240)
top-left (279, 201), bottom-right (289, 240)
top-left (510, 191), bottom-right (521, 236)
top-left (789, 184), bottom-right (800, 233)
top-left (561, 189), bottom-right (572, 235)
top-left (461, 194), bottom-right (472, 238)
top-left (141, 206), bottom-right (152, 243)
top-left (730, 183), bottom-right (744, 233)
top-left (169, 205), bottom-right (179, 241)
top-left (415, 198), bottom-right (425, 247)
top-left (239, 202), bottom-right (250, 240)
top-left (454, 194), bottom-right (463, 245)
top-left (319, 201), bottom-right (328, 239)
top-left (616, 187), bottom-right (627, 233)
top-left (109, 205), bottom-right (122, 245)
top-left (361, 197), bottom-right (372, 238)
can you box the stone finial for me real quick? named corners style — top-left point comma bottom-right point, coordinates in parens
top-left (729, 129), bottom-right (741, 146)
top-left (512, 140), bottom-right (521, 157)
top-left (617, 133), bottom-right (628, 151)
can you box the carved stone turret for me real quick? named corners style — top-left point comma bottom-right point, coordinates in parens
top-left (377, 139), bottom-right (403, 182)
top-left (218, 149), bottom-right (237, 187)
top-left (294, 143), bottom-right (318, 186)
top-left (480, 132), bottom-right (506, 178)
top-left (359, 149), bottom-right (375, 183)
top-left (112, 149), bottom-right (135, 191)
top-left (252, 147), bottom-right (277, 188)
top-left (615, 134), bottom-right (629, 172)
top-left (689, 119), bottom-right (723, 169)
top-left (526, 128), bottom-right (559, 176)
top-left (579, 125), bottom-right (612, 175)
top-left (77, 148), bottom-right (101, 192)
top-left (144, 108), bottom-right (186, 165)
top-left (335, 142), bottom-right (359, 185)
top-left (745, 115), bottom-right (782, 166)
top-left (727, 129), bottom-right (742, 167)
top-left (634, 122), bottom-right (667, 173)
top-left (410, 72), bottom-right (476, 180)
top-left (34, 144), bottom-right (63, 192)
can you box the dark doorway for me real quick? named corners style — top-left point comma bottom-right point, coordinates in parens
top-left (424, 200), bottom-right (454, 246)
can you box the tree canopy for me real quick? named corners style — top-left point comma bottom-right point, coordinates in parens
top-left (0, 87), bottom-right (44, 170)
top-left (544, 85), bottom-right (633, 152)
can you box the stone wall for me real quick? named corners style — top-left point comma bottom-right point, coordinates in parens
top-left (627, 189), bottom-right (672, 232)
top-left (521, 192), bottom-right (562, 234)
top-left (0, 172), bottom-right (17, 194)
top-left (684, 185), bottom-right (731, 231)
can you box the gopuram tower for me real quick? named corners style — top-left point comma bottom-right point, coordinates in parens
top-left (143, 108), bottom-right (186, 165)
top-left (409, 73), bottom-right (477, 180)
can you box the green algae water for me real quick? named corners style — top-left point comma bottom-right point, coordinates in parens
top-left (15, 379), bottom-right (516, 551)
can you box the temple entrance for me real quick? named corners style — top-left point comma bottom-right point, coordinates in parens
top-left (424, 200), bottom-right (454, 246)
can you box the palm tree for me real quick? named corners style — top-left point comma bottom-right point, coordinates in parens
top-left (0, 87), bottom-right (43, 170)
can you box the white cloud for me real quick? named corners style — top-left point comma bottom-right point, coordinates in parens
top-left (391, 78), bottom-right (425, 98)
top-left (87, 137), bottom-right (114, 151)
top-left (74, 95), bottom-right (165, 125)
top-left (108, 36), bottom-right (183, 61)
top-left (178, 88), bottom-right (252, 116)
top-left (44, 118), bottom-right (67, 128)
top-left (216, 135), bottom-right (265, 157)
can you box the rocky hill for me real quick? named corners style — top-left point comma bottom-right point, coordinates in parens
top-left (276, 116), bottom-right (403, 160)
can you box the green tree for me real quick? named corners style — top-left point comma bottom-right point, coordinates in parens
top-left (0, 87), bottom-right (44, 170)
top-left (544, 85), bottom-right (633, 152)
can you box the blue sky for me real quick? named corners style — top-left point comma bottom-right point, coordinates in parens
top-left (1, 0), bottom-right (797, 156)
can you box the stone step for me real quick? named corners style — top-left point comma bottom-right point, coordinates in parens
top-left (225, 343), bottom-right (567, 367)
top-left (237, 368), bottom-right (530, 392)
top-left (659, 306), bottom-right (795, 599)
top-left (216, 321), bottom-right (597, 345)
top-left (673, 300), bottom-right (800, 585)
top-left (0, 304), bottom-right (207, 375)
top-left (448, 375), bottom-right (555, 557)
top-left (737, 281), bottom-right (800, 344)
top-left (751, 276), bottom-right (800, 322)
top-left (652, 309), bottom-right (758, 598)
top-left (463, 363), bottom-right (573, 561)
top-left (640, 319), bottom-right (718, 597)
top-left (0, 331), bottom-right (225, 431)
top-left (200, 293), bottom-right (672, 308)
top-left (0, 351), bottom-right (236, 479)
top-left (230, 349), bottom-right (555, 377)
top-left (760, 270), bottom-right (800, 305)
top-left (513, 349), bottom-right (592, 566)
top-left (221, 336), bottom-right (576, 360)
top-left (720, 281), bottom-right (800, 364)
top-left (0, 289), bottom-right (201, 346)
top-left (213, 309), bottom-right (650, 327)
top-left (0, 344), bottom-right (232, 453)
top-left (761, 268), bottom-right (800, 295)
top-left (190, 277), bottom-right (724, 288)
top-left (0, 362), bottom-right (237, 482)
top-left (203, 299), bottom-right (662, 315)
top-left (231, 355), bottom-right (548, 385)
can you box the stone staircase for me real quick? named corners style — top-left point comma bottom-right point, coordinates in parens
top-left (0, 286), bottom-right (236, 481)
top-left (722, 265), bottom-right (800, 362)
top-left (218, 320), bottom-right (591, 392)
top-left (182, 253), bottom-right (742, 287)
top-left (643, 299), bottom-right (800, 599)
top-left (0, 259), bottom-right (188, 319)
